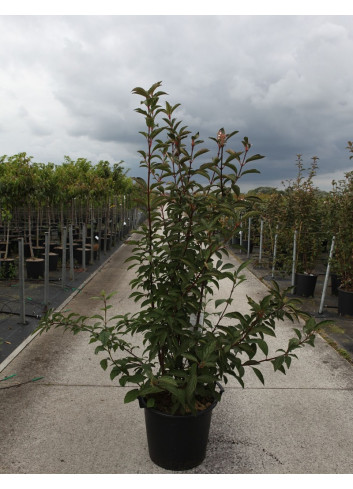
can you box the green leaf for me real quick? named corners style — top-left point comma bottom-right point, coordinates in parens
top-left (132, 86), bottom-right (148, 97)
top-left (98, 330), bottom-right (110, 346)
top-left (242, 360), bottom-right (260, 366)
top-left (284, 356), bottom-right (292, 368)
top-left (316, 319), bottom-right (335, 329)
top-left (252, 367), bottom-right (265, 385)
top-left (288, 338), bottom-right (300, 350)
top-left (245, 154), bottom-right (265, 163)
top-left (139, 385), bottom-right (164, 397)
top-left (215, 299), bottom-right (228, 308)
top-left (120, 373), bottom-right (145, 386)
top-left (293, 328), bottom-right (302, 340)
top-left (257, 339), bottom-right (269, 357)
top-left (106, 291), bottom-right (118, 301)
top-left (100, 359), bottom-right (108, 371)
top-left (110, 366), bottom-right (121, 380)
top-left (124, 389), bottom-right (140, 404)
top-left (272, 356), bottom-right (285, 372)
top-left (183, 352), bottom-right (198, 362)
top-left (91, 314), bottom-right (104, 321)
top-left (147, 398), bottom-right (155, 408)
top-left (158, 376), bottom-right (178, 387)
top-left (186, 363), bottom-right (197, 401)
top-left (226, 130), bottom-right (239, 140)
top-left (147, 80), bottom-right (164, 95)
top-left (241, 169), bottom-right (261, 176)
top-left (194, 148), bottom-right (209, 158)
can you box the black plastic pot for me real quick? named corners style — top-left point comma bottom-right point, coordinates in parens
top-left (338, 288), bottom-right (353, 317)
top-left (40, 252), bottom-right (59, 271)
top-left (49, 242), bottom-right (60, 252)
top-left (331, 274), bottom-right (342, 296)
top-left (139, 383), bottom-right (224, 471)
top-left (294, 273), bottom-right (318, 297)
top-left (26, 258), bottom-right (45, 279)
top-left (53, 246), bottom-right (69, 262)
top-left (74, 247), bottom-right (91, 265)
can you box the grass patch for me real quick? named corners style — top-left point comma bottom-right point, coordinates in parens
top-left (319, 330), bottom-right (353, 365)
top-left (322, 323), bottom-right (346, 335)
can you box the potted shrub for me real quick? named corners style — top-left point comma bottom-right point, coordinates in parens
top-left (36, 82), bottom-right (331, 470)
top-left (292, 157), bottom-right (324, 296)
top-left (276, 156), bottom-right (323, 296)
top-left (328, 142), bottom-right (353, 315)
top-left (258, 190), bottom-right (294, 274)
top-left (322, 185), bottom-right (341, 296)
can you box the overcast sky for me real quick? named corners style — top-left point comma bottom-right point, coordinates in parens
top-left (1, 11), bottom-right (353, 191)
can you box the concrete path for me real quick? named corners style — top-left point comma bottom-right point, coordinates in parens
top-left (1, 234), bottom-right (353, 474)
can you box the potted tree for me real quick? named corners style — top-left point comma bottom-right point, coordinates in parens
top-left (36, 82), bottom-right (331, 470)
top-left (20, 156), bottom-right (46, 279)
top-left (0, 160), bottom-right (16, 279)
top-left (0, 207), bottom-right (16, 280)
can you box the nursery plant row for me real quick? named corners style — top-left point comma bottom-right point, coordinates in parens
top-left (0, 152), bottom-right (141, 274)
top-left (0, 208), bottom-right (144, 364)
top-left (225, 150), bottom-right (353, 317)
top-left (1, 147), bottom-right (353, 317)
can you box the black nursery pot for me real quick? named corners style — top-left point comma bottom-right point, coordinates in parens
top-left (40, 252), bottom-right (59, 271)
top-left (139, 383), bottom-right (224, 471)
top-left (331, 274), bottom-right (342, 296)
top-left (74, 247), bottom-right (91, 265)
top-left (53, 246), bottom-right (69, 261)
top-left (294, 273), bottom-right (318, 297)
top-left (338, 288), bottom-right (353, 317)
top-left (26, 258), bottom-right (45, 279)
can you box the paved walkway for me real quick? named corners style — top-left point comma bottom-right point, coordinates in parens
top-left (1, 234), bottom-right (353, 474)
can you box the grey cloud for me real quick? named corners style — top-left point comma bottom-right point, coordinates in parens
top-left (1, 15), bottom-right (353, 190)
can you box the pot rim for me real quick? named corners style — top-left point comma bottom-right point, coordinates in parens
top-left (295, 272), bottom-right (318, 277)
top-left (338, 287), bottom-right (353, 294)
